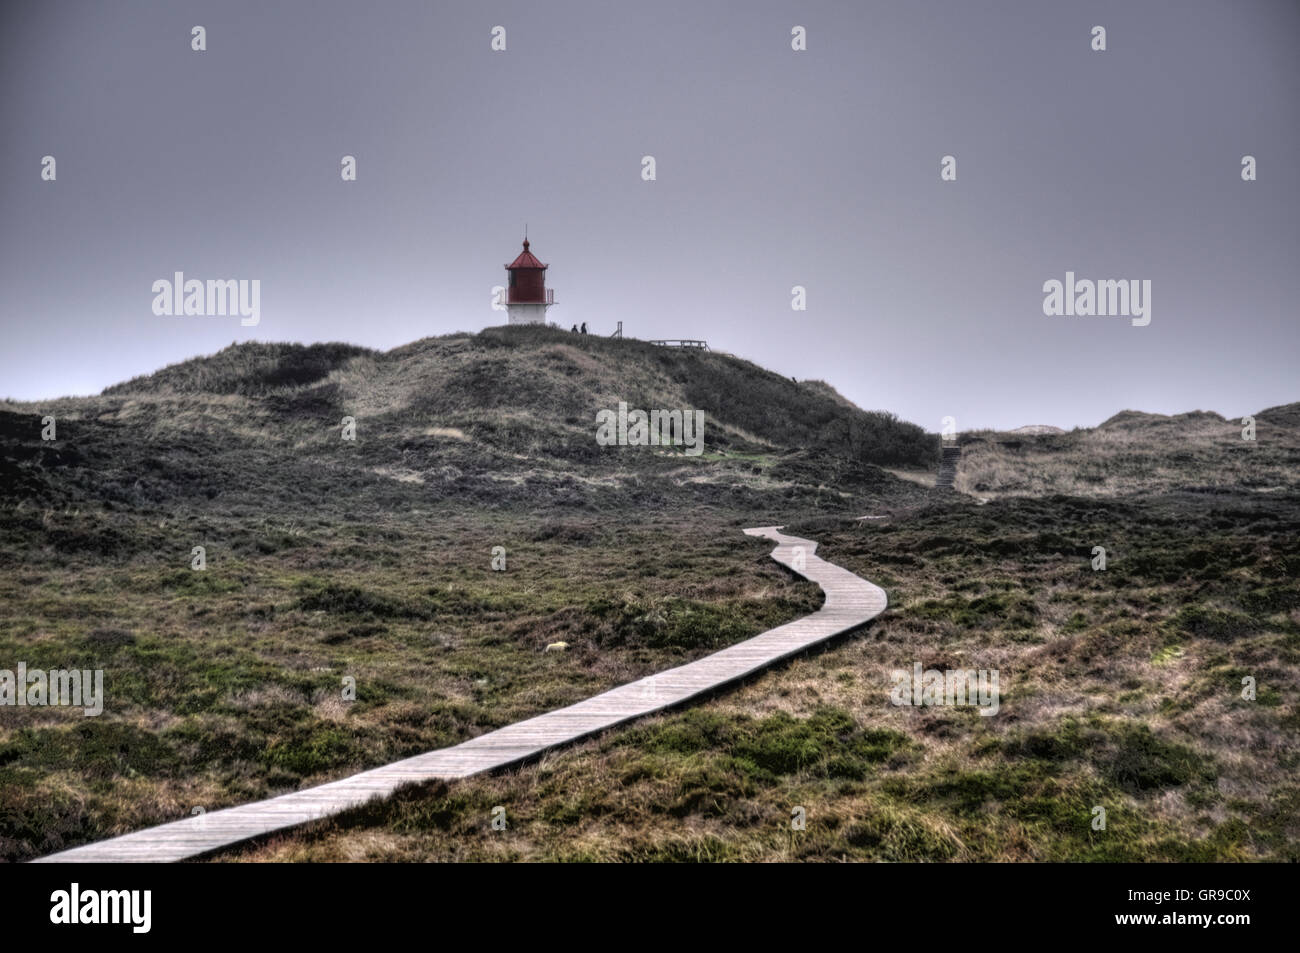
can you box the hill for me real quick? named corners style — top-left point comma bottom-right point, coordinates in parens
top-left (2, 326), bottom-right (935, 520)
top-left (953, 404), bottom-right (1300, 498)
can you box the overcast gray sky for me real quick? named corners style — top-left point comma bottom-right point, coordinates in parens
top-left (2, 0), bottom-right (1296, 430)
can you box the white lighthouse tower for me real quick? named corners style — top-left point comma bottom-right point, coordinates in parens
top-left (504, 237), bottom-right (556, 325)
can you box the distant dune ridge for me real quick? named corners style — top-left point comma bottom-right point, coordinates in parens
top-left (1005, 425), bottom-right (1065, 436)
top-left (956, 403), bottom-right (1300, 498)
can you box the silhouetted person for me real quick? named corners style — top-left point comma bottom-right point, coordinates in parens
top-left (580, 322), bottom-right (588, 334)
top-left (571, 324), bottom-right (578, 333)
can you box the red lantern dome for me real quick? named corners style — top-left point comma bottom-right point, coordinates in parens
top-left (504, 237), bottom-right (555, 324)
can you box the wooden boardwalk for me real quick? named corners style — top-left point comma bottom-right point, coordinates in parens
top-left (34, 526), bottom-right (886, 863)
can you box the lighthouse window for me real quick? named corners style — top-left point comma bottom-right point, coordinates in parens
top-left (509, 271), bottom-right (516, 287)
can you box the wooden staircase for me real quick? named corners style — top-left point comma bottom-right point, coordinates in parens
top-left (935, 444), bottom-right (961, 490)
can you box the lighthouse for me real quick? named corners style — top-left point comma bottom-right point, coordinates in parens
top-left (503, 237), bottom-right (555, 325)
